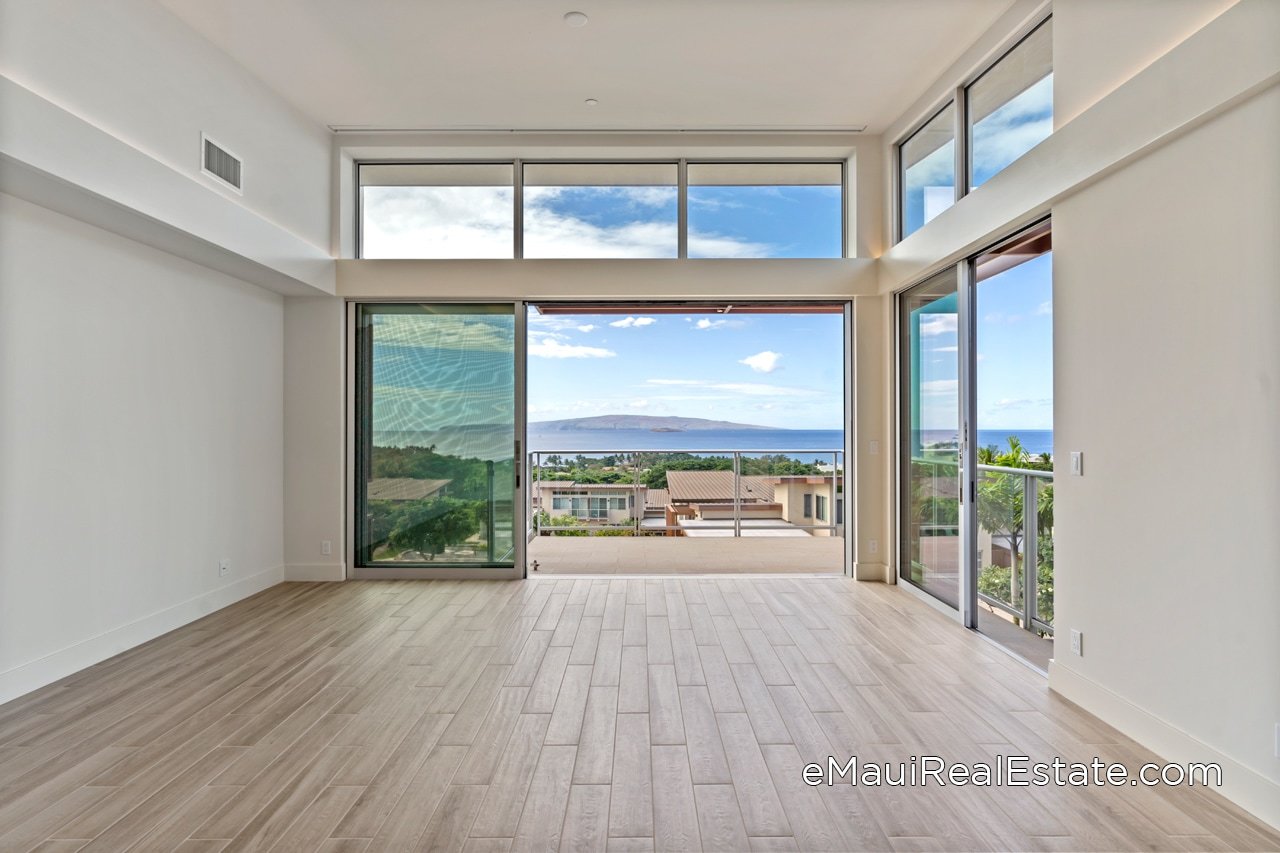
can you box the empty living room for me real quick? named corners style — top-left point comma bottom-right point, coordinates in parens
top-left (0, 0), bottom-right (1277, 850)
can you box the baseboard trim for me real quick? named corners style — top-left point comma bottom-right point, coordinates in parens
top-left (284, 563), bottom-right (346, 582)
top-left (1049, 661), bottom-right (1280, 831)
top-left (854, 560), bottom-right (891, 582)
top-left (0, 564), bottom-right (284, 706)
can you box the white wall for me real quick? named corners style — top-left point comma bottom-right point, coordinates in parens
top-left (1053, 0), bottom-right (1238, 127)
top-left (284, 296), bottom-right (347, 581)
top-left (0, 0), bottom-right (332, 252)
top-left (0, 193), bottom-right (285, 704)
top-left (1051, 83), bottom-right (1280, 826)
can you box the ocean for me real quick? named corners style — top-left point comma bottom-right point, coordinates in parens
top-left (920, 429), bottom-right (1054, 456)
top-left (528, 427), bottom-right (845, 459)
top-left (376, 427), bottom-right (1054, 460)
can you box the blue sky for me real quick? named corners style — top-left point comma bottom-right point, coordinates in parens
top-left (528, 309), bottom-right (845, 430)
top-left (914, 252), bottom-right (1053, 431)
top-left (363, 180), bottom-right (841, 259)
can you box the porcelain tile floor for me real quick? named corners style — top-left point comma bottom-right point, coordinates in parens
top-left (0, 578), bottom-right (1275, 851)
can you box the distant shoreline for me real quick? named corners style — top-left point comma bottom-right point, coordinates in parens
top-left (530, 414), bottom-right (782, 432)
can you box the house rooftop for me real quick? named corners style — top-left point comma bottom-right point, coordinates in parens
top-left (366, 478), bottom-right (450, 501)
top-left (666, 471), bottom-right (776, 503)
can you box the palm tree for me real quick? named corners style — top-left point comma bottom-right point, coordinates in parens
top-left (976, 437), bottom-right (1052, 614)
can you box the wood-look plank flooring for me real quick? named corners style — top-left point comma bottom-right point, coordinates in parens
top-left (0, 578), bottom-right (1275, 852)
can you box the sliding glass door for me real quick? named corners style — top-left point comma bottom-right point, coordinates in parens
top-left (898, 269), bottom-right (962, 607)
top-left (897, 221), bottom-right (1054, 667)
top-left (354, 304), bottom-right (519, 573)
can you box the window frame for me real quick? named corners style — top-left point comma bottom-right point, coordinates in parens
top-left (895, 100), bottom-right (958, 244)
top-left (965, 15), bottom-right (1054, 193)
top-left (356, 158), bottom-right (847, 260)
top-left (892, 11), bottom-right (1053, 244)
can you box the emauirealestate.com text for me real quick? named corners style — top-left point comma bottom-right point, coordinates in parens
top-left (802, 755), bottom-right (1223, 788)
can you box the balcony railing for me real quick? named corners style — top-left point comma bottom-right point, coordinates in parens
top-left (906, 457), bottom-right (1054, 636)
top-left (528, 449), bottom-right (844, 539)
top-left (976, 463), bottom-right (1054, 635)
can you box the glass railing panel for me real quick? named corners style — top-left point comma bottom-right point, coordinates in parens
top-left (1033, 478), bottom-right (1054, 629)
top-left (903, 454), bottom-right (961, 607)
top-left (531, 451), bottom-right (644, 537)
top-left (976, 466), bottom-right (1026, 616)
top-left (529, 448), bottom-right (843, 542)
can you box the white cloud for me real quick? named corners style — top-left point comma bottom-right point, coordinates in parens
top-left (609, 316), bottom-right (657, 328)
top-left (643, 378), bottom-right (818, 398)
top-left (991, 397), bottom-right (1051, 411)
top-left (921, 379), bottom-right (959, 394)
top-left (528, 338), bottom-right (616, 359)
top-left (715, 382), bottom-right (811, 397)
top-left (972, 75), bottom-right (1054, 176)
top-left (739, 351), bottom-right (782, 373)
top-left (361, 186), bottom-right (515, 258)
top-left (576, 324), bottom-right (597, 332)
top-left (362, 183), bottom-right (778, 260)
top-left (1035, 301), bottom-right (1052, 316)
top-left (687, 231), bottom-right (774, 258)
top-left (695, 318), bottom-right (727, 330)
top-left (919, 315), bottom-right (957, 337)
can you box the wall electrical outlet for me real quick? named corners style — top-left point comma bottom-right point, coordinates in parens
top-left (869, 440), bottom-right (880, 456)
top-left (868, 539), bottom-right (879, 555)
top-left (321, 540), bottom-right (332, 556)
top-left (218, 558), bottom-right (230, 578)
top-left (1070, 629), bottom-right (1083, 656)
top-left (1070, 451), bottom-right (1084, 476)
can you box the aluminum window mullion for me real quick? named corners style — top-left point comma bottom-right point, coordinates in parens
top-left (841, 160), bottom-right (850, 259)
top-left (956, 259), bottom-right (979, 630)
top-left (354, 161), bottom-right (364, 259)
top-left (677, 159), bottom-right (688, 259)
top-left (514, 158), bottom-right (524, 259)
top-left (954, 85), bottom-right (968, 203)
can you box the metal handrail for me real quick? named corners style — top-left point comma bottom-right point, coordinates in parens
top-left (531, 448), bottom-right (845, 455)
top-left (977, 462), bottom-right (1053, 478)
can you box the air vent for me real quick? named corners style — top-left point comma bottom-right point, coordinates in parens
top-left (201, 133), bottom-right (242, 193)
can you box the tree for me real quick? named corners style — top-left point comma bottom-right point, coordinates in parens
top-left (976, 437), bottom-right (1053, 622)
top-left (387, 497), bottom-right (481, 558)
top-left (535, 509), bottom-right (589, 536)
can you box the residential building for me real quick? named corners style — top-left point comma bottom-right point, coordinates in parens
top-left (532, 481), bottom-right (641, 526)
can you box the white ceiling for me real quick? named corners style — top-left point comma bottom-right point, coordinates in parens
top-left (158, 0), bottom-right (1016, 134)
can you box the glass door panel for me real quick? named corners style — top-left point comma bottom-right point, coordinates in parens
top-left (355, 304), bottom-right (516, 568)
top-left (899, 268), bottom-right (961, 608)
top-left (972, 223), bottom-right (1054, 667)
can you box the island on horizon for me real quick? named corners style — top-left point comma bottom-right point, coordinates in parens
top-left (529, 414), bottom-right (785, 432)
